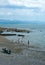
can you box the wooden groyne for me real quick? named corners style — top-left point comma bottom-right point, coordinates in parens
top-left (0, 34), bottom-right (16, 36)
top-left (0, 34), bottom-right (25, 37)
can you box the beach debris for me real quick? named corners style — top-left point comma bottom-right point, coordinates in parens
top-left (2, 48), bottom-right (11, 54)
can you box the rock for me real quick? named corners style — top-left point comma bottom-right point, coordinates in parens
top-left (2, 48), bottom-right (11, 54)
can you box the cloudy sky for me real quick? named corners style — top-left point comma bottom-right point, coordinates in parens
top-left (0, 0), bottom-right (45, 21)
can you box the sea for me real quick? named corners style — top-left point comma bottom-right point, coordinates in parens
top-left (0, 21), bottom-right (45, 51)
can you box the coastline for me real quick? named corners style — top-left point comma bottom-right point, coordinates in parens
top-left (0, 27), bottom-right (30, 33)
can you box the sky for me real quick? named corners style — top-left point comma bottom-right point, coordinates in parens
top-left (0, 0), bottom-right (45, 21)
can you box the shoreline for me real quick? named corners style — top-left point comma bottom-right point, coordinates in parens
top-left (0, 36), bottom-right (45, 53)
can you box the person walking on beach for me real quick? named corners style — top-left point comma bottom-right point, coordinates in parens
top-left (28, 40), bottom-right (29, 47)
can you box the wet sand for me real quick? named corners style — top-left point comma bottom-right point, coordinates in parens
top-left (0, 36), bottom-right (45, 65)
top-left (0, 36), bottom-right (10, 42)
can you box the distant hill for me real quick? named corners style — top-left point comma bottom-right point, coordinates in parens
top-left (0, 19), bottom-right (32, 24)
top-left (0, 19), bottom-right (45, 24)
top-left (0, 19), bottom-right (25, 24)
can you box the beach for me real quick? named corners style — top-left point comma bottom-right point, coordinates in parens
top-left (0, 36), bottom-right (45, 65)
top-left (0, 0), bottom-right (45, 64)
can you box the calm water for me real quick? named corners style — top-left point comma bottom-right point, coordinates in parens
top-left (0, 23), bottom-right (45, 50)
